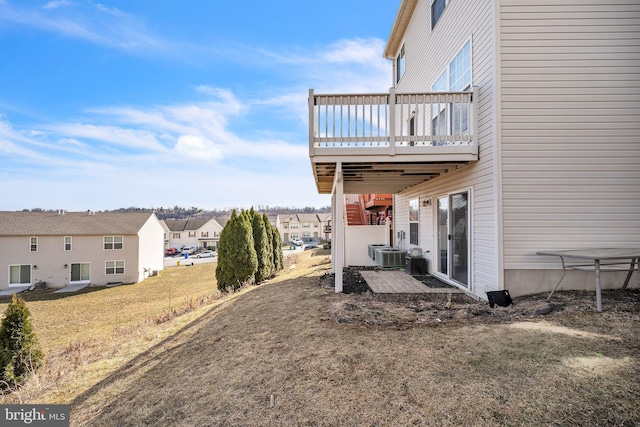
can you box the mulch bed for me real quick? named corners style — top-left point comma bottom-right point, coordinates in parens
top-left (318, 267), bottom-right (640, 327)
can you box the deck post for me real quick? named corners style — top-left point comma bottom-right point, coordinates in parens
top-left (308, 89), bottom-right (315, 157)
top-left (388, 88), bottom-right (396, 156)
top-left (333, 162), bottom-right (344, 293)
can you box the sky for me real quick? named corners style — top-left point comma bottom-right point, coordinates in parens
top-left (0, 0), bottom-right (400, 212)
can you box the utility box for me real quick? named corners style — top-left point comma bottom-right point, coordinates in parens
top-left (406, 256), bottom-right (428, 275)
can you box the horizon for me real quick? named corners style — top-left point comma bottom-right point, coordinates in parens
top-left (0, 0), bottom-right (400, 211)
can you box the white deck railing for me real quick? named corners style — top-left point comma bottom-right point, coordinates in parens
top-left (309, 88), bottom-right (476, 153)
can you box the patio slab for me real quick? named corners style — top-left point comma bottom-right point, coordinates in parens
top-left (54, 283), bottom-right (89, 293)
top-left (0, 286), bottom-right (30, 296)
top-left (360, 270), bottom-right (462, 294)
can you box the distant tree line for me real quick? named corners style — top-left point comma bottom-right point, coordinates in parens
top-left (20, 205), bottom-right (330, 220)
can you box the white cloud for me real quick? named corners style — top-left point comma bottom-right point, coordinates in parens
top-left (0, 1), bottom-right (168, 54)
top-left (174, 135), bottom-right (225, 161)
top-left (47, 123), bottom-right (170, 153)
top-left (42, 0), bottom-right (72, 10)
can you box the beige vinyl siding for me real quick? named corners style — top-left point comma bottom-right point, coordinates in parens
top-left (500, 0), bottom-right (640, 270)
top-left (394, 0), bottom-right (499, 297)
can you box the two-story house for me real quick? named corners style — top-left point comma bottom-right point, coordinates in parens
top-left (162, 219), bottom-right (224, 251)
top-left (0, 211), bottom-right (165, 290)
top-left (309, 0), bottom-right (640, 298)
top-left (276, 213), bottom-right (330, 244)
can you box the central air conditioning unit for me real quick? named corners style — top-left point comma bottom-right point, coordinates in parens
top-left (375, 248), bottom-right (407, 268)
top-left (368, 244), bottom-right (390, 260)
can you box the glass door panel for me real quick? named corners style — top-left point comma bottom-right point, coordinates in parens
top-left (437, 197), bottom-right (448, 275)
top-left (451, 192), bottom-right (469, 287)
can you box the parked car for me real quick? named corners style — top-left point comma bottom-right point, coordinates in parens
top-left (181, 246), bottom-right (196, 254)
top-left (292, 238), bottom-right (304, 246)
top-left (303, 243), bottom-right (318, 251)
top-left (195, 250), bottom-right (216, 259)
top-left (165, 248), bottom-right (177, 256)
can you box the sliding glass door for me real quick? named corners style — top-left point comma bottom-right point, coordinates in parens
top-left (437, 191), bottom-right (469, 288)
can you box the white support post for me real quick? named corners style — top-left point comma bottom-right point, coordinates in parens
top-left (308, 89), bottom-right (316, 157)
top-left (333, 163), bottom-right (344, 293)
top-left (388, 88), bottom-right (396, 156)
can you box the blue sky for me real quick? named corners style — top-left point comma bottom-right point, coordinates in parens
top-left (0, 0), bottom-right (399, 211)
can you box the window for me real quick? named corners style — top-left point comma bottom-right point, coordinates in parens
top-left (106, 260), bottom-right (125, 275)
top-left (431, 0), bottom-right (448, 29)
top-left (29, 236), bottom-right (38, 252)
top-left (302, 231), bottom-right (311, 238)
top-left (314, 223), bottom-right (318, 228)
top-left (9, 265), bottom-right (31, 285)
top-left (214, 231), bottom-right (220, 237)
top-left (283, 223), bottom-right (289, 229)
top-left (172, 232), bottom-right (181, 239)
top-left (201, 231), bottom-right (209, 238)
top-left (104, 236), bottom-right (123, 250)
top-left (409, 199), bottom-right (419, 245)
top-left (396, 44), bottom-right (406, 83)
top-left (189, 232), bottom-right (195, 238)
top-left (64, 236), bottom-right (72, 251)
top-left (431, 40), bottom-right (472, 143)
top-left (70, 263), bottom-right (90, 283)
top-left (290, 224), bottom-right (299, 229)
top-left (303, 223), bottom-right (310, 229)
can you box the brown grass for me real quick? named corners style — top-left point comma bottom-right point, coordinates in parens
top-left (2, 251), bottom-right (639, 426)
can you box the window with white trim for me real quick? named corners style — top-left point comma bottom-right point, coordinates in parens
top-left (431, 0), bottom-right (448, 29)
top-left (30, 236), bottom-right (38, 252)
top-left (431, 40), bottom-right (472, 143)
top-left (64, 236), bottom-right (72, 251)
top-left (104, 236), bottom-right (123, 250)
top-left (396, 44), bottom-right (406, 83)
top-left (409, 198), bottom-right (419, 245)
top-left (172, 232), bottom-right (181, 239)
top-left (106, 260), bottom-right (125, 275)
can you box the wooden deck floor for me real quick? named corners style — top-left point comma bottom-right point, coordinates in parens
top-left (359, 270), bottom-right (462, 294)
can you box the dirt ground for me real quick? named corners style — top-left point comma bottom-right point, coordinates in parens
top-left (321, 267), bottom-right (640, 328)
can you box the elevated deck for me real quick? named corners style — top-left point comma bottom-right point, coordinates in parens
top-left (309, 88), bottom-right (478, 194)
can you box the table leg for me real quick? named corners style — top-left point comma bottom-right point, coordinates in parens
top-left (595, 259), bottom-right (602, 312)
top-left (622, 258), bottom-right (637, 290)
top-left (547, 256), bottom-right (566, 301)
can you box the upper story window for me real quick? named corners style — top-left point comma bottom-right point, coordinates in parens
top-left (201, 231), bottom-right (209, 238)
top-left (303, 223), bottom-right (310, 229)
top-left (188, 231), bottom-right (196, 238)
top-left (104, 236), bottom-right (123, 250)
top-left (64, 236), bottom-right (72, 251)
top-left (283, 223), bottom-right (289, 229)
top-left (290, 224), bottom-right (299, 229)
top-left (396, 44), bottom-right (406, 83)
top-left (431, 0), bottom-right (448, 29)
top-left (172, 232), bottom-right (181, 239)
top-left (431, 40), bottom-right (472, 138)
top-left (30, 236), bottom-right (38, 252)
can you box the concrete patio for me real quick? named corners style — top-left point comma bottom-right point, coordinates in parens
top-left (359, 270), bottom-right (462, 294)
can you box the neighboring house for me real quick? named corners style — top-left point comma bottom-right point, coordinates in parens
top-left (162, 219), bottom-right (224, 250)
top-left (276, 214), bottom-right (329, 243)
top-left (0, 211), bottom-right (164, 290)
top-left (309, 0), bottom-right (640, 298)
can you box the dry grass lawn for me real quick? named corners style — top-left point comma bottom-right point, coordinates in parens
top-left (1, 251), bottom-right (639, 426)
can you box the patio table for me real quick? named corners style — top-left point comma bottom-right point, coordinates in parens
top-left (536, 248), bottom-right (640, 312)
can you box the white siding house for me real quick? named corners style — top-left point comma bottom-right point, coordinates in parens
top-left (0, 211), bottom-right (165, 290)
top-left (309, 0), bottom-right (640, 299)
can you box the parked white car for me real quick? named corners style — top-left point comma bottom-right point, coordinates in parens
top-left (195, 250), bottom-right (216, 258)
top-left (181, 246), bottom-right (196, 254)
top-left (292, 238), bottom-right (304, 246)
